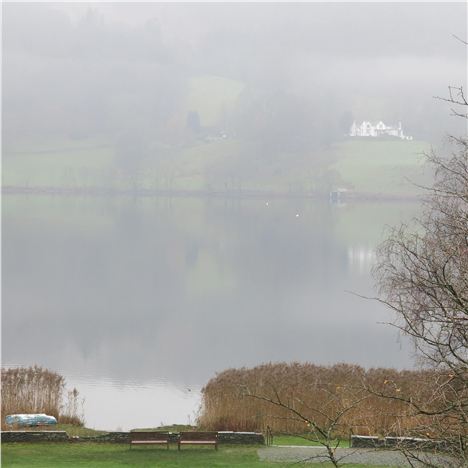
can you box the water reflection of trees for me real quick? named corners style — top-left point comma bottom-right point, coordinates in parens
top-left (3, 198), bottom-right (409, 385)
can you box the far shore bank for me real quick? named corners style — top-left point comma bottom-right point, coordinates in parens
top-left (2, 185), bottom-right (422, 203)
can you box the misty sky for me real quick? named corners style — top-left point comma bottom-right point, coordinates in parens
top-left (3, 2), bottom-right (467, 151)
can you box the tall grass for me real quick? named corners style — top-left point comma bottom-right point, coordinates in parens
top-left (1, 365), bottom-right (84, 429)
top-left (199, 362), bottom-right (441, 437)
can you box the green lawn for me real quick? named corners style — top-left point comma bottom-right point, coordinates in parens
top-left (1, 443), bottom-right (394, 467)
top-left (1, 443), bottom-right (267, 468)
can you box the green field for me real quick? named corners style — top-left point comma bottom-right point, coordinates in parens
top-left (1, 442), bottom-right (396, 467)
top-left (3, 136), bottom-right (431, 197)
top-left (2, 138), bottom-right (115, 189)
top-left (328, 139), bottom-right (431, 196)
top-left (1, 443), bottom-right (270, 468)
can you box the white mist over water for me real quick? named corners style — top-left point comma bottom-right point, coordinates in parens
top-left (69, 378), bottom-right (201, 432)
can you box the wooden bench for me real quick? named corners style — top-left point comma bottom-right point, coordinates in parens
top-left (129, 431), bottom-right (170, 449)
top-left (178, 431), bottom-right (218, 450)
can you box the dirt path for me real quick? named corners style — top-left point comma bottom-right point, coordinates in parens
top-left (257, 446), bottom-right (453, 466)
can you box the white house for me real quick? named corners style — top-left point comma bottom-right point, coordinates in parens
top-left (349, 121), bottom-right (413, 140)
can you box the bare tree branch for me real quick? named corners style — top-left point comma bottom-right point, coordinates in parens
top-left (373, 81), bottom-right (468, 465)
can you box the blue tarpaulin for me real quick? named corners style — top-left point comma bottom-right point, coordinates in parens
top-left (5, 414), bottom-right (57, 427)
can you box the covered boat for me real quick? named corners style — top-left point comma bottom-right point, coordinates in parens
top-left (5, 414), bottom-right (57, 427)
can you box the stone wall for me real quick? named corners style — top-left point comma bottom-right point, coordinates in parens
top-left (217, 431), bottom-right (265, 445)
top-left (351, 435), bottom-right (446, 451)
top-left (384, 436), bottom-right (447, 451)
top-left (1, 431), bottom-right (69, 443)
top-left (2, 430), bottom-right (265, 445)
top-left (350, 435), bottom-right (385, 448)
top-left (79, 432), bottom-right (130, 443)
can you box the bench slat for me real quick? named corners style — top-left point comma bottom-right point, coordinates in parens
top-left (131, 440), bottom-right (169, 444)
top-left (180, 441), bottom-right (217, 444)
top-left (178, 432), bottom-right (218, 450)
top-left (130, 431), bottom-right (170, 449)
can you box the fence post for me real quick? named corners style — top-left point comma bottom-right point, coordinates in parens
top-left (265, 425), bottom-right (273, 446)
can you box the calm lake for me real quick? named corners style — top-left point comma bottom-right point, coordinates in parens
top-left (3, 195), bottom-right (418, 430)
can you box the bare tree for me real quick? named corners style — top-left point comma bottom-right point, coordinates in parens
top-left (243, 377), bottom-right (369, 467)
top-left (373, 87), bottom-right (468, 465)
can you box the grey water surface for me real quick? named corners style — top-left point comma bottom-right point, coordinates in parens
top-left (3, 195), bottom-right (417, 430)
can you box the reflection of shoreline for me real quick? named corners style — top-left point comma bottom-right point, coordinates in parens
top-left (1, 363), bottom-right (200, 391)
top-left (347, 246), bottom-right (376, 274)
top-left (2, 186), bottom-right (422, 202)
top-left (3, 194), bottom-right (416, 427)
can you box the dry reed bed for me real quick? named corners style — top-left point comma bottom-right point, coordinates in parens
top-left (1, 365), bottom-right (84, 430)
top-left (199, 362), bottom-right (447, 437)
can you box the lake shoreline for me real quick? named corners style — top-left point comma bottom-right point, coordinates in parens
top-left (2, 185), bottom-right (422, 203)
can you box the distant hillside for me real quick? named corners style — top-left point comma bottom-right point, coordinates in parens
top-left (185, 75), bottom-right (245, 127)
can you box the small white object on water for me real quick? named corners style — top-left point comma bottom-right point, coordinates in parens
top-left (265, 202), bottom-right (269, 206)
top-left (295, 213), bottom-right (300, 218)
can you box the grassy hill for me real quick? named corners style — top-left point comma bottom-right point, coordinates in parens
top-left (327, 139), bottom-right (431, 196)
top-left (186, 75), bottom-right (245, 127)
